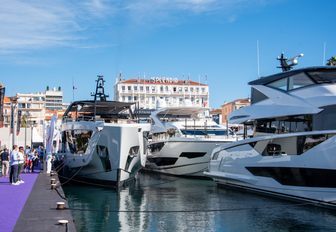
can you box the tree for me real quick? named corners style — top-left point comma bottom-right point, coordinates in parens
top-left (326, 56), bottom-right (336, 66)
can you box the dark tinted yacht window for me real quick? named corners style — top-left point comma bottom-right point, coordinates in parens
top-left (313, 105), bottom-right (336, 130)
top-left (308, 71), bottom-right (336, 83)
top-left (266, 72), bottom-right (314, 91)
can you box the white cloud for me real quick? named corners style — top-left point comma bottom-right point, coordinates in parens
top-left (0, 0), bottom-right (269, 53)
top-left (119, 0), bottom-right (263, 26)
top-left (0, 0), bottom-right (111, 53)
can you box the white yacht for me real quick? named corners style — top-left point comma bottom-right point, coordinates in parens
top-left (145, 104), bottom-right (238, 177)
top-left (58, 76), bottom-right (150, 187)
top-left (205, 55), bottom-right (336, 208)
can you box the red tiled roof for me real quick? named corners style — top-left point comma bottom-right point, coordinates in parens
top-left (4, 96), bottom-right (10, 104)
top-left (118, 79), bottom-right (207, 86)
top-left (210, 109), bottom-right (222, 114)
top-left (221, 98), bottom-right (250, 107)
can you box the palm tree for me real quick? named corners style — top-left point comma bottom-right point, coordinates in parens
top-left (326, 56), bottom-right (336, 66)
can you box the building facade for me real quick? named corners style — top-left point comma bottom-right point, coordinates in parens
top-left (221, 98), bottom-right (251, 125)
top-left (114, 77), bottom-right (209, 109)
top-left (45, 86), bottom-right (63, 110)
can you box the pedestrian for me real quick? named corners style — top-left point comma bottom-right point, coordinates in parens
top-left (27, 149), bottom-right (35, 173)
top-left (1, 148), bottom-right (10, 177)
top-left (17, 146), bottom-right (25, 183)
top-left (32, 150), bottom-right (39, 173)
top-left (9, 145), bottom-right (20, 185)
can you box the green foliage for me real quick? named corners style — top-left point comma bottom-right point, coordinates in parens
top-left (326, 56), bottom-right (336, 66)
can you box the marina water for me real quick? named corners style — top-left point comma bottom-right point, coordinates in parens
top-left (63, 172), bottom-right (336, 231)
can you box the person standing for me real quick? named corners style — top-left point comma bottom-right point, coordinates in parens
top-left (31, 150), bottom-right (38, 173)
top-left (9, 145), bottom-right (20, 185)
top-left (17, 146), bottom-right (25, 183)
top-left (1, 148), bottom-right (10, 177)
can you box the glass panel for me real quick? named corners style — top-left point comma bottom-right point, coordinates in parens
top-left (267, 78), bottom-right (287, 91)
top-left (288, 73), bottom-right (314, 90)
top-left (308, 70), bottom-right (336, 83)
top-left (66, 130), bottom-right (92, 154)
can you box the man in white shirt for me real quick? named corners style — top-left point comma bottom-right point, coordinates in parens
top-left (9, 145), bottom-right (20, 185)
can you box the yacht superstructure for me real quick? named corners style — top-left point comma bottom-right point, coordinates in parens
top-left (145, 105), bottom-right (238, 177)
top-left (58, 76), bottom-right (150, 187)
top-left (205, 60), bottom-right (336, 208)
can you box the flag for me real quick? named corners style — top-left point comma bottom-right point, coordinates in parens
top-left (0, 86), bottom-right (4, 128)
top-left (10, 103), bottom-right (14, 134)
top-left (46, 114), bottom-right (57, 155)
top-left (16, 110), bottom-right (22, 135)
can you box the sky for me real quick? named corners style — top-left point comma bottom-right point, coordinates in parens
top-left (1, 0), bottom-right (335, 108)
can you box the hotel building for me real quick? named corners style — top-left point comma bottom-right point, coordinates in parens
top-left (114, 77), bottom-right (209, 109)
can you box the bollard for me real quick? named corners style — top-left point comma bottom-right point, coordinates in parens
top-left (50, 171), bottom-right (55, 176)
top-left (56, 202), bottom-right (65, 210)
top-left (58, 219), bottom-right (68, 225)
top-left (50, 178), bottom-right (56, 185)
top-left (51, 183), bottom-right (57, 189)
top-left (58, 219), bottom-right (69, 232)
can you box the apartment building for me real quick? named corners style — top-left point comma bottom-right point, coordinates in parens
top-left (114, 77), bottom-right (209, 109)
top-left (221, 98), bottom-right (251, 125)
top-left (45, 86), bottom-right (63, 110)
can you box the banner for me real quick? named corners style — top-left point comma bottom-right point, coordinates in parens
top-left (16, 110), bottom-right (22, 135)
top-left (46, 114), bottom-right (57, 154)
top-left (10, 103), bottom-right (14, 134)
top-left (0, 86), bottom-right (5, 128)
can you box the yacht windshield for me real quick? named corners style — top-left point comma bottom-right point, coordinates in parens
top-left (65, 129), bottom-right (92, 154)
top-left (180, 129), bottom-right (231, 136)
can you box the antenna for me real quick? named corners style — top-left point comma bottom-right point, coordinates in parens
top-left (277, 52), bottom-right (304, 72)
top-left (72, 77), bottom-right (76, 102)
top-left (92, 75), bottom-right (109, 101)
top-left (257, 40), bottom-right (260, 77)
top-left (323, 42), bottom-right (327, 65)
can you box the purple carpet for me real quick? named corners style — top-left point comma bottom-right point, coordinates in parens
top-left (0, 172), bottom-right (39, 232)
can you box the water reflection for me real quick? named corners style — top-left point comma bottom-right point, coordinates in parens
top-left (63, 172), bottom-right (336, 232)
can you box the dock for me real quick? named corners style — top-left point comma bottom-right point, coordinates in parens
top-left (0, 170), bottom-right (76, 232)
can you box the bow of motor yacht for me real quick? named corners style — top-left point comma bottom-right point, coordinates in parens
top-left (205, 59), bottom-right (336, 208)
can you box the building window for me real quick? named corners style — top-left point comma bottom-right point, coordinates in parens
top-left (196, 87), bottom-right (199, 92)
top-left (178, 87), bottom-right (182, 92)
top-left (121, 86), bottom-right (125, 92)
top-left (190, 87), bottom-right (194, 92)
top-left (128, 86), bottom-right (132, 91)
top-left (128, 96), bottom-right (132, 101)
top-left (160, 86), bottom-right (164, 92)
top-left (165, 86), bottom-right (169, 92)
top-left (152, 96), bottom-right (155, 103)
top-left (134, 86), bottom-right (138, 91)
top-left (140, 86), bottom-right (144, 92)
top-left (134, 96), bottom-right (138, 101)
top-left (146, 86), bottom-right (149, 92)
top-left (151, 86), bottom-right (156, 92)
top-left (202, 87), bottom-right (205, 93)
top-left (173, 87), bottom-right (177, 92)
top-left (184, 87), bottom-right (188, 92)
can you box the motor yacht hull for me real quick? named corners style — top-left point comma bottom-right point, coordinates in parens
top-left (58, 121), bottom-right (149, 188)
top-left (146, 138), bottom-right (235, 177)
top-left (205, 131), bottom-right (336, 208)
